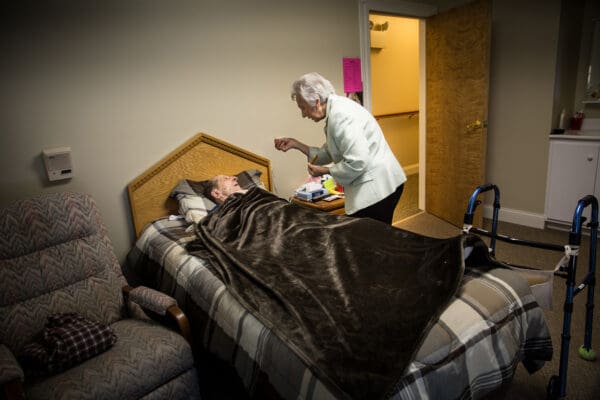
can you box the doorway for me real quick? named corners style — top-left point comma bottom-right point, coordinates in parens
top-left (369, 13), bottom-right (421, 223)
top-left (359, 1), bottom-right (436, 224)
top-left (359, 0), bottom-right (491, 228)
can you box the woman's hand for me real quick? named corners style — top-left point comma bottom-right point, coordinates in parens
top-left (308, 163), bottom-right (329, 177)
top-left (274, 137), bottom-right (297, 152)
top-left (274, 137), bottom-right (310, 157)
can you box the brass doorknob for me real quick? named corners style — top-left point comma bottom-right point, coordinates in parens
top-left (466, 119), bottom-right (487, 130)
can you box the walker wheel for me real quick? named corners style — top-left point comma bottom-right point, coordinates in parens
top-left (578, 345), bottom-right (597, 361)
top-left (547, 375), bottom-right (560, 400)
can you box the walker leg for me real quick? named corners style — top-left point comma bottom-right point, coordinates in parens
top-left (557, 287), bottom-right (574, 399)
top-left (555, 248), bottom-right (579, 399)
top-left (579, 223), bottom-right (597, 361)
top-left (547, 375), bottom-right (563, 400)
top-left (548, 195), bottom-right (598, 399)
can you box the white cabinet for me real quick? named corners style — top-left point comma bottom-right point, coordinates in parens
top-left (545, 138), bottom-right (600, 224)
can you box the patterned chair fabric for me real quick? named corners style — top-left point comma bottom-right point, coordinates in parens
top-left (0, 192), bottom-right (201, 399)
top-left (128, 286), bottom-right (177, 316)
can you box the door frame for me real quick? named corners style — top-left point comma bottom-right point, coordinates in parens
top-left (358, 0), bottom-right (437, 211)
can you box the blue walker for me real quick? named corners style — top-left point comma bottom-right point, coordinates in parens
top-left (462, 184), bottom-right (597, 400)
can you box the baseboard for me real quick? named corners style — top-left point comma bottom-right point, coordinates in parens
top-left (480, 206), bottom-right (595, 235)
top-left (404, 163), bottom-right (419, 176)
top-left (544, 219), bottom-right (572, 232)
top-left (483, 205), bottom-right (546, 229)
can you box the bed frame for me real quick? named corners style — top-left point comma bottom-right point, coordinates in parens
top-left (124, 137), bottom-right (559, 399)
top-left (127, 133), bottom-right (272, 237)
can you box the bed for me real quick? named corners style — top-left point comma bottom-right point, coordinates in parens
top-left (124, 133), bottom-right (553, 400)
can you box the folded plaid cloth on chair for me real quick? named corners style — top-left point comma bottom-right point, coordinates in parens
top-left (20, 313), bottom-right (117, 375)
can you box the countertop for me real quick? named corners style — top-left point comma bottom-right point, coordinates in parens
top-left (549, 130), bottom-right (600, 141)
top-left (550, 118), bottom-right (600, 141)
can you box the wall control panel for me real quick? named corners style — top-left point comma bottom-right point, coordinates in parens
top-left (42, 147), bottom-right (73, 181)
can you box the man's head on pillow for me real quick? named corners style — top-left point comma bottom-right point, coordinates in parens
top-left (207, 175), bottom-right (248, 204)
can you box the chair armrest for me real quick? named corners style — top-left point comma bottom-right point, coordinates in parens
top-left (123, 285), bottom-right (177, 316)
top-left (0, 344), bottom-right (25, 400)
top-left (122, 286), bottom-right (193, 345)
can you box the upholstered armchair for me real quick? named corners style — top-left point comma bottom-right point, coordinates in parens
top-left (0, 192), bottom-right (201, 399)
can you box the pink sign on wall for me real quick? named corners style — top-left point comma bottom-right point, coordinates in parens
top-left (342, 57), bottom-right (362, 93)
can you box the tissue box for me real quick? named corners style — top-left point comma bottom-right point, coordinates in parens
top-left (295, 188), bottom-right (329, 201)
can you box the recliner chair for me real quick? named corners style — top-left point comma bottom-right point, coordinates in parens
top-left (0, 192), bottom-right (201, 399)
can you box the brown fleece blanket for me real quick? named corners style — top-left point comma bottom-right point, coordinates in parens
top-left (188, 188), bottom-right (466, 399)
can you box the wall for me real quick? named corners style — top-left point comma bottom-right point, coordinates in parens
top-left (369, 14), bottom-right (420, 173)
top-left (369, 15), bottom-right (420, 115)
top-left (377, 115), bottom-right (420, 171)
top-left (485, 0), bottom-right (562, 217)
top-left (485, 0), bottom-right (597, 219)
top-left (574, 0), bottom-right (600, 118)
top-left (0, 0), bottom-right (359, 261)
top-left (553, 0), bottom-right (585, 125)
top-left (2, 0), bottom-right (597, 264)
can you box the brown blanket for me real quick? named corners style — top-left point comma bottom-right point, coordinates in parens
top-left (188, 188), bottom-right (466, 399)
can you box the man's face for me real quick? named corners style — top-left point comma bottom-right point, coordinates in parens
top-left (214, 175), bottom-right (243, 198)
top-left (296, 96), bottom-right (326, 122)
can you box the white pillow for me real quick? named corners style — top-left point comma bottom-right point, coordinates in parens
top-left (176, 194), bottom-right (217, 224)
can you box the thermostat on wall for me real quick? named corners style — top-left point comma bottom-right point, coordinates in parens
top-left (42, 146), bottom-right (73, 181)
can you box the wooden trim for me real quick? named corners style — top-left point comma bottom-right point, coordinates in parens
top-left (374, 110), bottom-right (419, 120)
top-left (123, 285), bottom-right (193, 348)
top-left (167, 305), bottom-right (193, 346)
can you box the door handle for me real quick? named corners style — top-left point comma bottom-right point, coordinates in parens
top-left (466, 119), bottom-right (487, 130)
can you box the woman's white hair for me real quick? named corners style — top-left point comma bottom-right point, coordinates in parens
top-left (291, 72), bottom-right (336, 105)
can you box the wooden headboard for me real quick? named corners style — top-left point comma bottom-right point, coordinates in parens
top-left (127, 133), bottom-right (272, 237)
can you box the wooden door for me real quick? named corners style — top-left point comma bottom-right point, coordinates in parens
top-left (425, 0), bottom-right (491, 227)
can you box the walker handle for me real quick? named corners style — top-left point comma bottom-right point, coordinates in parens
top-left (463, 183), bottom-right (499, 225)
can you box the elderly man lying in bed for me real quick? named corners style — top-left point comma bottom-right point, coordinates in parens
top-left (206, 174), bottom-right (248, 204)
top-left (184, 172), bottom-right (538, 400)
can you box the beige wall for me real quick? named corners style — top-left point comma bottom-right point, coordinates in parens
top-left (378, 115), bottom-right (420, 170)
top-left (2, 0), bottom-right (598, 263)
top-left (0, 0), bottom-right (359, 261)
top-left (370, 15), bottom-right (420, 115)
top-left (574, 0), bottom-right (600, 118)
top-left (370, 14), bottom-right (420, 174)
top-left (484, 0), bottom-right (596, 216)
top-left (485, 0), bottom-right (562, 214)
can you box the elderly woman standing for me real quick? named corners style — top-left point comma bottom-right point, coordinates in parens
top-left (274, 72), bottom-right (406, 224)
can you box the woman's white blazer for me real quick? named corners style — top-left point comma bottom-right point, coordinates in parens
top-left (308, 95), bottom-right (406, 215)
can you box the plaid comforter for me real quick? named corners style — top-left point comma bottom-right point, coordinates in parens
top-left (125, 217), bottom-right (552, 400)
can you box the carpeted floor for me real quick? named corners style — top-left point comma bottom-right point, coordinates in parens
top-left (395, 213), bottom-right (600, 400)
